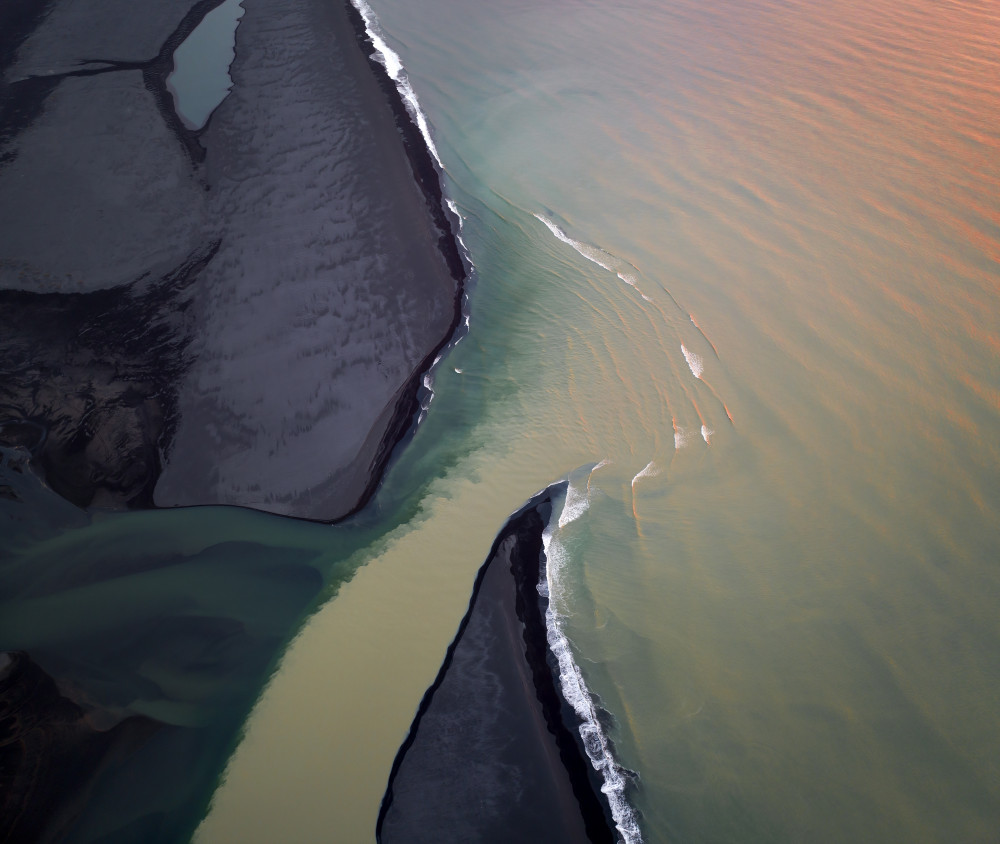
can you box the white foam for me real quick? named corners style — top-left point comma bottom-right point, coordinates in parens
top-left (448, 218), bottom-right (473, 269)
top-left (631, 460), bottom-right (658, 486)
top-left (558, 478), bottom-right (590, 529)
top-left (442, 198), bottom-right (476, 344)
top-left (674, 427), bottom-right (690, 449)
top-left (701, 425), bottom-right (713, 444)
top-left (535, 214), bottom-right (618, 274)
top-left (541, 493), bottom-right (645, 844)
top-left (680, 343), bottom-right (703, 379)
top-left (535, 214), bottom-right (650, 304)
top-left (350, 0), bottom-right (444, 169)
top-left (336, 2), bottom-right (475, 452)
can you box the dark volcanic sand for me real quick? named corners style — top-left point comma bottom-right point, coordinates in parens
top-left (0, 0), bottom-right (463, 520)
top-left (0, 651), bottom-right (167, 844)
top-left (0, 0), bottom-right (465, 838)
top-left (378, 488), bottom-right (616, 844)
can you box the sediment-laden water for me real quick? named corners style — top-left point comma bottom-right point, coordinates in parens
top-left (4, 0), bottom-right (999, 840)
top-left (201, 0), bottom-right (1000, 841)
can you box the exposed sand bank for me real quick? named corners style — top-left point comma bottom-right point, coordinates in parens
top-left (0, 0), bottom-right (466, 837)
top-left (0, 0), bottom-right (463, 520)
top-left (379, 486), bottom-right (615, 844)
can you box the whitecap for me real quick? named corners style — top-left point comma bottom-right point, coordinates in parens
top-left (534, 214), bottom-right (617, 274)
top-left (631, 460), bottom-right (659, 486)
top-left (680, 343), bottom-right (703, 379)
top-left (558, 478), bottom-right (591, 529)
top-left (542, 497), bottom-right (645, 844)
top-left (350, 0), bottom-right (444, 169)
top-left (535, 214), bottom-right (650, 304)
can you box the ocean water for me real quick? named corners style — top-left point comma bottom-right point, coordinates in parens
top-left (6, 0), bottom-right (995, 839)
top-left (199, 0), bottom-right (1000, 841)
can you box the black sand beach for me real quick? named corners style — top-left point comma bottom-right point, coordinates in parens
top-left (0, 0), bottom-right (464, 521)
top-left (378, 486), bottom-right (616, 844)
top-left (0, 0), bottom-right (466, 839)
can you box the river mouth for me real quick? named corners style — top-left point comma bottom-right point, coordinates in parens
top-left (166, 0), bottom-right (245, 131)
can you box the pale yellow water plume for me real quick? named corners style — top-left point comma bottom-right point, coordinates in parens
top-left (195, 474), bottom-right (548, 844)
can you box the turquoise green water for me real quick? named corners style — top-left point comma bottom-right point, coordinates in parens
top-left (7, 0), bottom-right (1000, 840)
top-left (342, 0), bottom-right (1000, 838)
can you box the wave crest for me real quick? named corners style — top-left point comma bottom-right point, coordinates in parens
top-left (542, 492), bottom-right (644, 844)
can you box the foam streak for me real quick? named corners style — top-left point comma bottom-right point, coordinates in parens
top-left (535, 214), bottom-right (650, 302)
top-left (350, 0), bottom-right (444, 169)
top-left (680, 343), bottom-right (704, 379)
top-left (542, 495), bottom-right (645, 844)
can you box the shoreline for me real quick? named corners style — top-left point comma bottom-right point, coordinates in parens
top-left (0, 0), bottom-right (472, 837)
top-left (2, 0), bottom-right (468, 521)
top-left (331, 0), bottom-right (468, 524)
top-left (344, 0), bottom-right (466, 284)
top-left (377, 484), bottom-right (618, 844)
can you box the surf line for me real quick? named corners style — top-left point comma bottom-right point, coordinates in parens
top-left (545, 482), bottom-right (645, 844)
top-left (346, 0), bottom-right (475, 435)
top-left (376, 484), bottom-right (625, 843)
top-left (630, 460), bottom-right (659, 522)
top-left (534, 213), bottom-right (652, 302)
top-left (350, 0), bottom-right (442, 168)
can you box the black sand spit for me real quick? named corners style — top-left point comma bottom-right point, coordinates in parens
top-left (378, 485), bottom-right (617, 844)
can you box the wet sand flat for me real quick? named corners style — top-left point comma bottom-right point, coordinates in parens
top-left (155, 0), bottom-right (462, 519)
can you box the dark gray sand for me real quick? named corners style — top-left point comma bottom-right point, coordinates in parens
top-left (0, 0), bottom-right (462, 520)
top-left (0, 0), bottom-right (463, 838)
top-left (0, 652), bottom-right (162, 844)
top-left (378, 489), bottom-right (616, 844)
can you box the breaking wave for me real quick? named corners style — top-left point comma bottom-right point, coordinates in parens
top-left (347, 5), bottom-right (476, 428)
top-left (631, 460), bottom-right (659, 486)
top-left (534, 213), bottom-right (650, 301)
top-left (541, 487), bottom-right (644, 844)
top-left (558, 477), bottom-right (592, 529)
top-left (680, 343), bottom-right (703, 379)
top-left (350, 0), bottom-right (444, 169)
